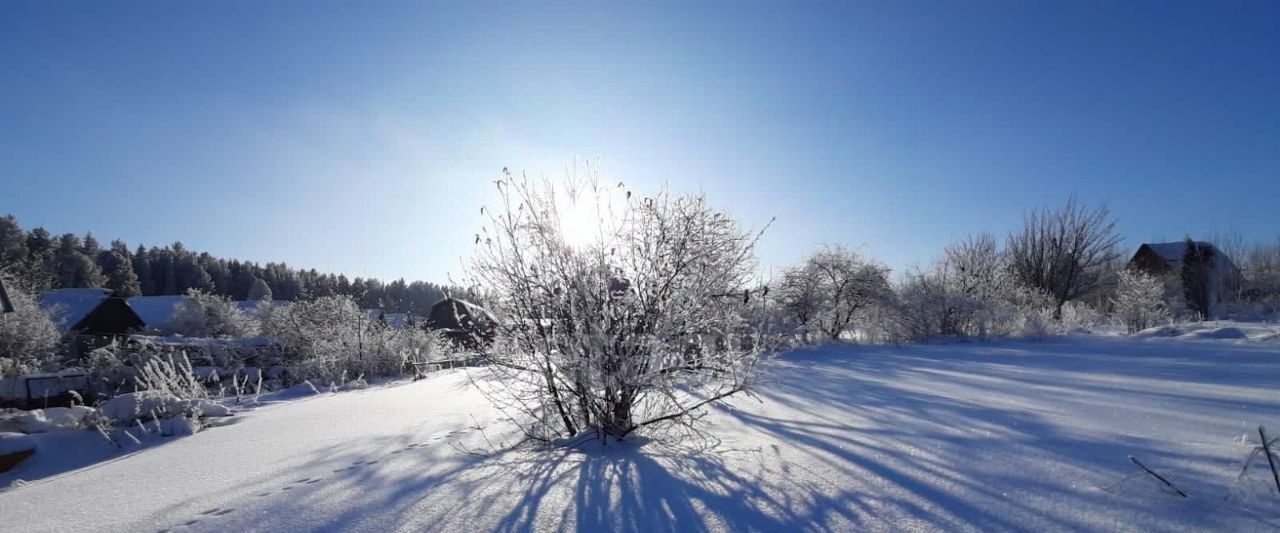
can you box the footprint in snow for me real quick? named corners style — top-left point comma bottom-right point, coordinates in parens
top-left (183, 519), bottom-right (200, 526)
top-left (255, 491), bottom-right (273, 497)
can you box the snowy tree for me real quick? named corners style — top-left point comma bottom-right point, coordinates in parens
top-left (247, 277), bottom-right (273, 301)
top-left (0, 277), bottom-right (62, 377)
top-left (783, 246), bottom-right (893, 341)
top-left (1112, 268), bottom-right (1168, 333)
top-left (776, 263), bottom-right (825, 343)
top-left (0, 215), bottom-right (27, 272)
top-left (97, 249), bottom-right (141, 297)
top-left (168, 290), bottom-right (258, 338)
top-left (1240, 239), bottom-right (1280, 312)
top-left (895, 234), bottom-right (1060, 341)
top-left (468, 165), bottom-right (772, 442)
top-left (54, 233), bottom-right (105, 288)
top-left (1006, 198), bottom-right (1120, 318)
top-left (21, 227), bottom-right (56, 291)
top-left (1181, 238), bottom-right (1215, 321)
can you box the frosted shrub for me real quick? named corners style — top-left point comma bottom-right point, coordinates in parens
top-left (469, 164), bottom-right (772, 442)
top-left (894, 264), bottom-right (1058, 341)
top-left (136, 352), bottom-right (208, 401)
top-left (1058, 301), bottom-right (1103, 333)
top-left (168, 289), bottom-right (259, 338)
top-left (1112, 269), bottom-right (1168, 333)
top-left (262, 295), bottom-right (445, 384)
top-left (0, 278), bottom-right (62, 378)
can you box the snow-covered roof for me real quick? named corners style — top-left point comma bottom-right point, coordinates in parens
top-left (1141, 241), bottom-right (1215, 262)
top-left (127, 295), bottom-right (189, 330)
top-left (362, 310), bottom-right (426, 329)
top-left (39, 288), bottom-right (114, 331)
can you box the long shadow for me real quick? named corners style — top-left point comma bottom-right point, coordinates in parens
top-left (130, 337), bottom-right (1280, 532)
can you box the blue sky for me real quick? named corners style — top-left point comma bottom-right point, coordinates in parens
top-left (3, 1), bottom-right (1277, 283)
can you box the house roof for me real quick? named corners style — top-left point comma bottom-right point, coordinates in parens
top-left (1140, 241), bottom-right (1216, 262)
top-left (427, 298), bottom-right (497, 331)
top-left (362, 309), bottom-right (425, 329)
top-left (39, 288), bottom-right (115, 331)
top-left (127, 295), bottom-right (189, 330)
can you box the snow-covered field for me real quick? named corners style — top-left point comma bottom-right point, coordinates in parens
top-left (5, 330), bottom-right (1280, 532)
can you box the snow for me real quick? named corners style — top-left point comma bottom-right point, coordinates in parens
top-left (0, 432), bottom-right (35, 456)
top-left (97, 392), bottom-right (230, 423)
top-left (126, 295), bottom-right (189, 331)
top-left (3, 333), bottom-right (1280, 531)
top-left (2, 406), bottom-right (94, 433)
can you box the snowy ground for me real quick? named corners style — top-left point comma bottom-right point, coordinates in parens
top-left (4, 331), bottom-right (1280, 532)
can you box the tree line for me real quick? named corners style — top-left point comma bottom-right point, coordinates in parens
top-left (0, 214), bottom-right (465, 315)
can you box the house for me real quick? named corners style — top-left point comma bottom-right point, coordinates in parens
top-left (39, 288), bottom-right (145, 354)
top-left (425, 298), bottom-right (497, 347)
top-left (1128, 241), bottom-right (1241, 309)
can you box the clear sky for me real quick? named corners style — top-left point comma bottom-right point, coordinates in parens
top-left (3, 1), bottom-right (1277, 283)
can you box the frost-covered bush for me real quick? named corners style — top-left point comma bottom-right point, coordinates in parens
top-left (135, 352), bottom-right (208, 401)
top-left (777, 246), bottom-right (893, 342)
top-left (469, 165), bottom-right (772, 442)
top-left (0, 279), bottom-right (62, 378)
top-left (1112, 269), bottom-right (1169, 333)
top-left (893, 261), bottom-right (1059, 341)
top-left (262, 295), bottom-right (446, 384)
top-left (168, 289), bottom-right (259, 338)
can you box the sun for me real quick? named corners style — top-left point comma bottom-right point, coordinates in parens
top-left (558, 193), bottom-right (603, 249)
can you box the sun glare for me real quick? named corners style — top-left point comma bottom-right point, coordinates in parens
top-left (558, 191), bottom-right (603, 249)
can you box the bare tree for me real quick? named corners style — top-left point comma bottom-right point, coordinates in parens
top-left (1006, 198), bottom-right (1121, 317)
top-left (468, 164), bottom-right (771, 442)
top-left (781, 246), bottom-right (892, 342)
top-left (775, 263), bottom-right (824, 343)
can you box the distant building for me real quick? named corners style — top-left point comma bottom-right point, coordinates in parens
top-left (425, 298), bottom-right (497, 347)
top-left (39, 288), bottom-right (145, 354)
top-left (1128, 241), bottom-right (1241, 310)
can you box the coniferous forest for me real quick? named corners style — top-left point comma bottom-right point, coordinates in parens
top-left (0, 214), bottom-right (463, 314)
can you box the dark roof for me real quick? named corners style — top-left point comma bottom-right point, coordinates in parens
top-left (426, 298), bottom-right (496, 331)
